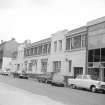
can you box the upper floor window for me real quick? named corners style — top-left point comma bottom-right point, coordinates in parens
top-left (38, 45), bottom-right (42, 55)
top-left (54, 41), bottom-right (57, 52)
top-left (30, 48), bottom-right (34, 55)
top-left (82, 35), bottom-right (86, 47)
top-left (34, 47), bottom-right (38, 55)
top-left (71, 35), bottom-right (81, 49)
top-left (59, 40), bottom-right (62, 51)
top-left (48, 43), bottom-right (51, 53)
top-left (66, 38), bottom-right (71, 50)
top-left (43, 44), bottom-right (48, 54)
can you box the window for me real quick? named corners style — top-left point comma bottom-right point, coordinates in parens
top-left (53, 61), bottom-right (61, 72)
top-left (101, 48), bottom-right (105, 62)
top-left (34, 47), bottom-right (38, 55)
top-left (88, 63), bottom-right (93, 67)
top-left (66, 38), bottom-right (71, 50)
top-left (82, 35), bottom-right (86, 47)
top-left (30, 48), bottom-right (34, 55)
top-left (28, 63), bottom-right (33, 72)
top-left (94, 49), bottom-right (100, 62)
top-left (43, 44), bottom-right (48, 54)
top-left (27, 49), bottom-right (30, 56)
top-left (54, 41), bottom-right (57, 52)
top-left (41, 59), bottom-right (48, 72)
top-left (59, 40), bottom-right (62, 51)
top-left (48, 43), bottom-right (51, 53)
top-left (38, 45), bottom-right (42, 55)
top-left (71, 35), bottom-right (81, 49)
top-left (88, 50), bottom-right (94, 62)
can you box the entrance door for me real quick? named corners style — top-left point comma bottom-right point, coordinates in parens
top-left (74, 67), bottom-right (83, 78)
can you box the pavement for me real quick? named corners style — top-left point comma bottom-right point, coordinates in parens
top-left (0, 82), bottom-right (68, 105)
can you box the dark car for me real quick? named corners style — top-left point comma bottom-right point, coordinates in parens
top-left (18, 71), bottom-right (28, 79)
top-left (37, 72), bottom-right (53, 84)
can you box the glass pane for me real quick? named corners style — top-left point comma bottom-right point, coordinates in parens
top-left (66, 38), bottom-right (71, 50)
top-left (88, 50), bottom-right (94, 62)
top-left (101, 48), bottom-right (105, 62)
top-left (71, 35), bottom-right (81, 49)
top-left (94, 49), bottom-right (100, 62)
top-left (82, 35), bottom-right (86, 47)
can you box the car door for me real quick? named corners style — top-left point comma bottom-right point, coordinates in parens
top-left (75, 75), bottom-right (83, 87)
top-left (81, 75), bottom-right (90, 89)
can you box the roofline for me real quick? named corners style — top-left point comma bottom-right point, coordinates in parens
top-left (87, 16), bottom-right (105, 26)
top-left (66, 26), bottom-right (87, 36)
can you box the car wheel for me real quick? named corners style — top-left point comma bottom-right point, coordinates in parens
top-left (91, 86), bottom-right (96, 93)
top-left (51, 82), bottom-right (55, 86)
top-left (71, 84), bottom-right (76, 89)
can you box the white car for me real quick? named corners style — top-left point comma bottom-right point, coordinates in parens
top-left (51, 73), bottom-right (65, 86)
top-left (68, 74), bottom-right (105, 93)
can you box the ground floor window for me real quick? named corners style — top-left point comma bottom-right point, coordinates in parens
top-left (53, 61), bottom-right (61, 73)
top-left (88, 68), bottom-right (105, 81)
top-left (41, 59), bottom-right (48, 73)
top-left (88, 68), bottom-right (99, 77)
top-left (28, 63), bottom-right (33, 72)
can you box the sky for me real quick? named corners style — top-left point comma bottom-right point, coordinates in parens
top-left (0, 0), bottom-right (105, 43)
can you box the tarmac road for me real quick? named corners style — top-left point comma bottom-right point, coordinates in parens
top-left (0, 75), bottom-right (105, 105)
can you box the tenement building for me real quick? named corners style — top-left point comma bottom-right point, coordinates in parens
top-left (87, 16), bottom-right (105, 81)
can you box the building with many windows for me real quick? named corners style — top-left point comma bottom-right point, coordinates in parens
top-left (23, 29), bottom-right (87, 77)
top-left (24, 38), bottom-right (51, 74)
top-left (65, 26), bottom-right (87, 77)
top-left (10, 16), bottom-right (105, 81)
top-left (49, 30), bottom-right (68, 75)
top-left (87, 16), bottom-right (105, 81)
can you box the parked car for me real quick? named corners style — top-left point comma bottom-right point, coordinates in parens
top-left (37, 72), bottom-right (53, 84)
top-left (12, 71), bottom-right (28, 79)
top-left (51, 73), bottom-right (65, 86)
top-left (68, 74), bottom-right (105, 93)
top-left (0, 71), bottom-right (10, 75)
top-left (18, 71), bottom-right (28, 79)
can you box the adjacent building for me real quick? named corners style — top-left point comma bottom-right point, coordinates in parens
top-left (87, 16), bottom-right (105, 81)
top-left (24, 38), bottom-right (51, 74)
top-left (65, 26), bottom-right (87, 77)
top-left (0, 38), bottom-right (19, 72)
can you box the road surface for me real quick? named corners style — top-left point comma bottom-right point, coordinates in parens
top-left (0, 82), bottom-right (67, 105)
top-left (0, 75), bottom-right (105, 105)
